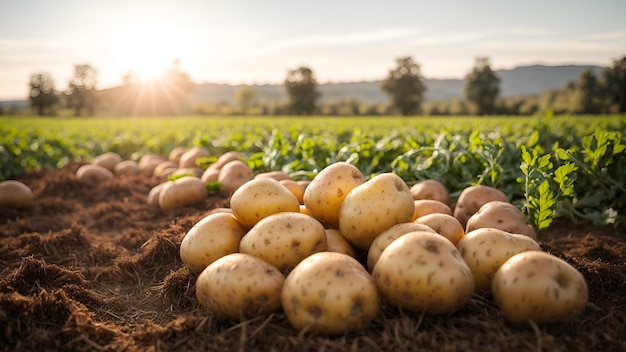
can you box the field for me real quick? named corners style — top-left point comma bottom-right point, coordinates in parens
top-left (1, 114), bottom-right (625, 351)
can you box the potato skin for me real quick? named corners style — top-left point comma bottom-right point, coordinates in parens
top-left (239, 212), bottom-right (327, 273)
top-left (339, 173), bottom-right (415, 250)
top-left (453, 185), bottom-right (508, 227)
top-left (465, 201), bottom-right (537, 239)
top-left (180, 212), bottom-right (247, 273)
top-left (372, 231), bottom-right (474, 314)
top-left (0, 180), bottom-right (34, 209)
top-left (281, 252), bottom-right (380, 334)
top-left (196, 253), bottom-right (284, 319)
top-left (456, 227), bottom-right (541, 292)
top-left (492, 251), bottom-right (589, 325)
top-left (303, 162), bottom-right (365, 228)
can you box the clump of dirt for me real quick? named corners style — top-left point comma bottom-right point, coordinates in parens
top-left (1, 162), bottom-right (625, 351)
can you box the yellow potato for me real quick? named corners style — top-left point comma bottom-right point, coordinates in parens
top-left (230, 177), bottom-right (300, 229)
top-left (217, 160), bottom-right (255, 197)
top-left (178, 146), bottom-right (211, 168)
top-left (372, 231), bottom-right (474, 314)
top-left (303, 162), bottom-right (366, 228)
top-left (339, 173), bottom-right (414, 250)
top-left (76, 164), bottom-right (114, 182)
top-left (180, 212), bottom-right (247, 273)
top-left (414, 213), bottom-right (465, 245)
top-left (158, 176), bottom-right (207, 210)
top-left (412, 199), bottom-right (453, 220)
top-left (196, 253), bottom-right (284, 319)
top-left (0, 180), bottom-right (34, 209)
top-left (453, 185), bottom-right (508, 227)
top-left (92, 152), bottom-right (122, 171)
top-left (200, 167), bottom-right (220, 183)
top-left (279, 179), bottom-right (305, 204)
top-left (208, 150), bottom-right (245, 171)
top-left (281, 252), bottom-right (380, 334)
top-left (465, 201), bottom-right (537, 239)
top-left (457, 227), bottom-right (541, 292)
top-left (366, 222), bottom-right (436, 272)
top-left (410, 179), bottom-right (451, 207)
top-left (492, 251), bottom-right (589, 325)
top-left (239, 212), bottom-right (327, 273)
top-left (324, 229), bottom-right (357, 258)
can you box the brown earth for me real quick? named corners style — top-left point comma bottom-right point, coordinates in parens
top-left (1, 162), bottom-right (625, 352)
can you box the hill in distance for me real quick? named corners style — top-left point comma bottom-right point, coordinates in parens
top-left (192, 64), bottom-right (605, 105)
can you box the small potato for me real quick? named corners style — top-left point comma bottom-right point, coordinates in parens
top-left (158, 176), bottom-right (207, 210)
top-left (457, 228), bottom-right (541, 292)
top-left (114, 160), bottom-right (141, 176)
top-left (410, 179), bottom-right (451, 207)
top-left (239, 212), bottom-right (327, 273)
top-left (372, 231), bottom-right (475, 314)
top-left (153, 161), bottom-right (179, 178)
top-left (179, 146), bottom-right (211, 168)
top-left (168, 146), bottom-right (187, 163)
top-left (466, 201), bottom-right (536, 239)
top-left (147, 182), bottom-right (166, 207)
top-left (281, 252), bottom-right (380, 334)
top-left (230, 177), bottom-right (300, 229)
top-left (492, 251), bottom-right (589, 325)
top-left (415, 213), bottom-right (465, 245)
top-left (324, 229), bottom-right (357, 258)
top-left (255, 170), bottom-right (290, 181)
top-left (0, 180), bottom-right (34, 209)
top-left (366, 222), bottom-right (436, 272)
top-left (303, 162), bottom-right (366, 228)
top-left (412, 199), bottom-right (452, 220)
top-left (208, 150), bottom-right (245, 171)
top-left (453, 185), bottom-right (508, 227)
top-left (218, 160), bottom-right (255, 197)
top-left (196, 253), bottom-right (284, 319)
top-left (92, 152), bottom-right (122, 171)
top-left (138, 153), bottom-right (167, 173)
top-left (279, 179), bottom-right (305, 204)
top-left (339, 173), bottom-right (414, 250)
top-left (180, 212), bottom-right (247, 273)
top-left (200, 167), bottom-right (220, 183)
top-left (171, 167), bottom-right (204, 178)
top-left (76, 164), bottom-right (114, 182)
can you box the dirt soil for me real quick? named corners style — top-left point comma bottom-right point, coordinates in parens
top-left (1, 162), bottom-right (625, 352)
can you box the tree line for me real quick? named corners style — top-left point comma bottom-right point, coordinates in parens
top-left (23, 55), bottom-right (626, 117)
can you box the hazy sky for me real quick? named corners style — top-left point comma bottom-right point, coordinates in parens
top-left (1, 0), bottom-right (625, 100)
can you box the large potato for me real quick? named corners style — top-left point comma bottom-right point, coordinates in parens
top-left (158, 176), bottom-right (207, 210)
top-left (0, 180), bottom-right (34, 209)
top-left (414, 213), bottom-right (465, 245)
top-left (196, 253), bottom-right (284, 319)
top-left (492, 251), bottom-right (589, 325)
top-left (410, 179), bottom-right (451, 207)
top-left (339, 173), bottom-right (414, 250)
top-left (465, 201), bottom-right (536, 239)
top-left (372, 231), bottom-right (474, 314)
top-left (453, 185), bottom-right (508, 227)
top-left (239, 212), bottom-right (327, 273)
top-left (281, 252), bottom-right (380, 334)
top-left (366, 222), bottom-right (436, 272)
top-left (218, 160), bottom-right (255, 197)
top-left (230, 177), bottom-right (300, 229)
top-left (180, 212), bottom-right (247, 273)
top-left (303, 162), bottom-right (366, 228)
top-left (457, 227), bottom-right (541, 292)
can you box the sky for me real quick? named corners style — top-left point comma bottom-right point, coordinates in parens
top-left (1, 0), bottom-right (625, 100)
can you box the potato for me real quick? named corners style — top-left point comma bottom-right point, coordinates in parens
top-left (138, 153), bottom-right (167, 173)
top-left (230, 177), bottom-right (300, 229)
top-left (200, 167), bottom-right (220, 183)
top-left (411, 199), bottom-right (452, 220)
top-left (457, 228), bottom-right (541, 292)
top-left (366, 222), bottom-right (436, 272)
top-left (179, 146), bottom-right (210, 168)
top-left (0, 180), bottom-right (34, 209)
top-left (492, 251), bottom-right (589, 325)
top-left (324, 229), bottom-right (357, 258)
top-left (255, 170), bottom-right (290, 181)
top-left (180, 212), bottom-right (247, 273)
top-left (279, 179), bottom-right (305, 204)
top-left (217, 160), bottom-right (255, 197)
top-left (171, 167), bottom-right (203, 178)
top-left (415, 213), bottom-right (465, 245)
top-left (303, 162), bottom-right (365, 228)
top-left (147, 182), bottom-right (166, 207)
top-left (196, 253), bottom-right (284, 319)
top-left (92, 152), bottom-right (122, 171)
top-left (168, 146), bottom-right (187, 163)
top-left (465, 201), bottom-right (537, 239)
top-left (281, 252), bottom-right (380, 334)
top-left (339, 173), bottom-right (414, 250)
top-left (453, 185), bottom-right (508, 227)
top-left (410, 179), bottom-right (451, 207)
top-left (208, 150), bottom-right (245, 170)
top-left (153, 160), bottom-right (178, 178)
top-left (158, 176), bottom-right (207, 210)
top-left (239, 212), bottom-right (327, 273)
top-left (76, 164), bottom-right (114, 182)
top-left (372, 231), bottom-right (474, 314)
top-left (113, 160), bottom-right (141, 176)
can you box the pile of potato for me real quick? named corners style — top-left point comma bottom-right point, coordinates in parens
top-left (174, 157), bottom-right (589, 334)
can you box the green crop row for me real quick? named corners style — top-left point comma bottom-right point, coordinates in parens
top-left (1, 114), bottom-right (625, 229)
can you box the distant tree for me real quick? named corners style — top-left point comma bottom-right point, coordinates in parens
top-left (464, 57), bottom-right (500, 115)
top-left (602, 56), bottom-right (626, 113)
top-left (577, 69), bottom-right (601, 114)
top-left (66, 64), bottom-right (98, 116)
top-left (235, 86), bottom-right (257, 115)
top-left (284, 66), bottom-right (320, 115)
top-left (29, 72), bottom-right (58, 115)
top-left (381, 56), bottom-right (426, 115)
